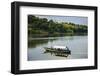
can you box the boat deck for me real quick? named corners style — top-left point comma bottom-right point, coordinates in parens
top-left (44, 47), bottom-right (71, 57)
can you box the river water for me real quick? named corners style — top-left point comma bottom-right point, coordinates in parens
top-left (28, 36), bottom-right (88, 61)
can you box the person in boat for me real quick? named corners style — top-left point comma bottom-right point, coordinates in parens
top-left (66, 46), bottom-right (69, 50)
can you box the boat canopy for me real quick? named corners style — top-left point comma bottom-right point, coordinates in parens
top-left (52, 46), bottom-right (68, 50)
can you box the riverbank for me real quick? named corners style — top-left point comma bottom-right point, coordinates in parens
top-left (28, 33), bottom-right (87, 38)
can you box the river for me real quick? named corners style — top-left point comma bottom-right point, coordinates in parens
top-left (28, 36), bottom-right (88, 61)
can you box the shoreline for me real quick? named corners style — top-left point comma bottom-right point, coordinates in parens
top-left (28, 33), bottom-right (87, 38)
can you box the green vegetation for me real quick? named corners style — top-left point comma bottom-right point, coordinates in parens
top-left (28, 15), bottom-right (88, 37)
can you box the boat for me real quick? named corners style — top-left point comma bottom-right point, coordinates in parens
top-left (44, 46), bottom-right (71, 57)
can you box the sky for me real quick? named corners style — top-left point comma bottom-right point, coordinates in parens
top-left (34, 15), bottom-right (88, 25)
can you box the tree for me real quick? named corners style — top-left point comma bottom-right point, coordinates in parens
top-left (28, 15), bottom-right (88, 37)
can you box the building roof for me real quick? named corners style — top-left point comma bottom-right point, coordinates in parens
top-left (52, 46), bottom-right (68, 49)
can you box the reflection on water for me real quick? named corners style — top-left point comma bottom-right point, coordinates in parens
top-left (28, 36), bottom-right (88, 61)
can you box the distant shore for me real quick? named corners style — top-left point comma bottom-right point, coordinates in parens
top-left (28, 33), bottom-right (87, 38)
top-left (28, 15), bottom-right (88, 38)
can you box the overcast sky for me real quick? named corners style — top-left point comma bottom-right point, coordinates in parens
top-left (34, 15), bottom-right (88, 25)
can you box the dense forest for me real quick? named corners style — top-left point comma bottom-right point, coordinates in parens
top-left (28, 15), bottom-right (88, 37)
